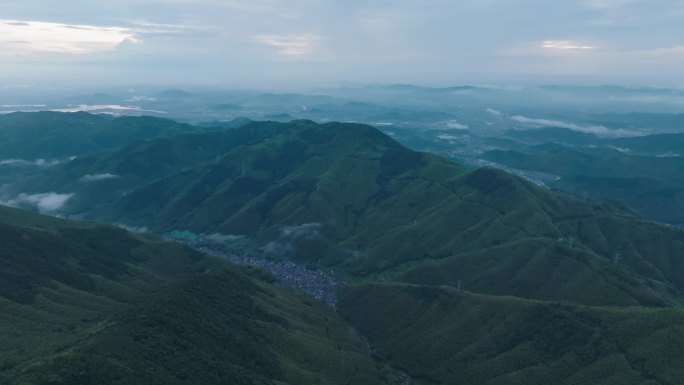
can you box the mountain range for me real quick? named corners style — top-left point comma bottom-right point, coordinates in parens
top-left (1, 112), bottom-right (684, 384)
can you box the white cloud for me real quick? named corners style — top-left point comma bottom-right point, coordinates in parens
top-left (115, 223), bottom-right (149, 233)
top-left (510, 115), bottom-right (639, 137)
top-left (51, 105), bottom-right (167, 114)
top-left (486, 108), bottom-right (502, 116)
top-left (0, 19), bottom-right (137, 56)
top-left (253, 34), bottom-right (322, 57)
top-left (1, 0), bottom-right (683, 86)
top-left (0, 158), bottom-right (61, 167)
top-left (437, 134), bottom-right (460, 141)
top-left (260, 222), bottom-right (322, 256)
top-left (80, 173), bottom-right (119, 182)
top-left (445, 120), bottom-right (469, 129)
top-left (542, 40), bottom-right (597, 51)
top-left (204, 233), bottom-right (246, 243)
top-left (582, 0), bottom-right (642, 9)
top-left (281, 222), bottom-right (321, 240)
top-left (2, 192), bottom-right (74, 213)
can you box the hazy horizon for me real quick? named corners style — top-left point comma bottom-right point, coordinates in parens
top-left (2, 0), bottom-right (684, 89)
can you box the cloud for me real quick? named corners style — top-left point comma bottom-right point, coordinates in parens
top-left (582, 0), bottom-right (642, 9)
top-left (0, 158), bottom-right (61, 167)
top-left (0, 19), bottom-right (136, 55)
top-left (1, 0), bottom-right (683, 86)
top-left (1, 104), bottom-right (46, 108)
top-left (510, 115), bottom-right (639, 137)
top-left (542, 40), bottom-right (597, 51)
top-left (204, 233), bottom-right (246, 243)
top-left (261, 223), bottom-right (322, 256)
top-left (486, 108), bottom-right (502, 116)
top-left (281, 222), bottom-right (321, 240)
top-left (445, 120), bottom-right (469, 130)
top-left (261, 240), bottom-right (294, 255)
top-left (115, 223), bottom-right (149, 233)
top-left (80, 173), bottom-right (119, 182)
top-left (437, 134), bottom-right (461, 141)
top-left (2, 192), bottom-right (74, 213)
top-left (253, 34), bottom-right (322, 57)
top-left (51, 105), bottom-right (167, 114)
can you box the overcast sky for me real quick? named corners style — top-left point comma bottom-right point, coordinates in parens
top-left (1, 0), bottom-right (683, 88)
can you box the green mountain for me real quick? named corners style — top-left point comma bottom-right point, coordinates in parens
top-left (0, 205), bottom-right (384, 385)
top-left (482, 144), bottom-right (684, 226)
top-left (610, 133), bottom-right (684, 156)
top-left (9, 119), bottom-right (684, 308)
top-left (340, 283), bottom-right (684, 385)
top-left (5, 114), bottom-right (684, 383)
top-left (503, 127), bottom-right (684, 156)
top-left (3, 121), bottom-right (284, 214)
top-left (0, 112), bottom-right (205, 159)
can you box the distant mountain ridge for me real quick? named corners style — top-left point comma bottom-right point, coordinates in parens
top-left (0, 111), bottom-right (206, 158)
top-left (483, 135), bottom-right (684, 226)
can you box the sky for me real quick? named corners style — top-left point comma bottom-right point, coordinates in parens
top-left (1, 0), bottom-right (684, 88)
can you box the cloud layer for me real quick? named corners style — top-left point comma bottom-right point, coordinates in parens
top-left (2, 192), bottom-right (74, 213)
top-left (510, 115), bottom-right (640, 137)
top-left (254, 34), bottom-right (322, 57)
top-left (0, 0), bottom-right (683, 86)
top-left (0, 19), bottom-right (136, 55)
top-left (0, 158), bottom-right (62, 167)
top-left (80, 173), bottom-right (119, 182)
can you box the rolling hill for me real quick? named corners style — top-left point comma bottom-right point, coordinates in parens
top-left (340, 283), bottom-right (684, 385)
top-left (482, 144), bottom-right (684, 226)
top-left (6, 119), bottom-right (684, 308)
top-left (0, 111), bottom-right (205, 159)
top-left (0, 205), bottom-right (384, 385)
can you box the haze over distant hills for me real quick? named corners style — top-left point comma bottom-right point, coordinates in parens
top-left (3, 83), bottom-right (684, 228)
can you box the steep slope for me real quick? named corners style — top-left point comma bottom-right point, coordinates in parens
top-left (0, 205), bottom-right (384, 385)
top-left (340, 283), bottom-right (684, 385)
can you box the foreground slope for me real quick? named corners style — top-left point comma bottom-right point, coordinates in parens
top-left (340, 283), bottom-right (684, 385)
top-left (0, 205), bottom-right (384, 385)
